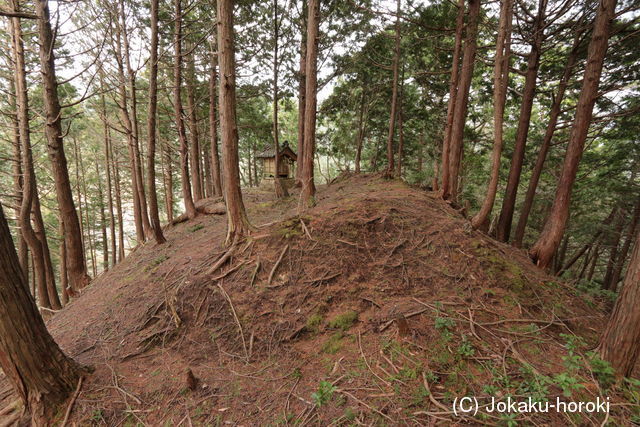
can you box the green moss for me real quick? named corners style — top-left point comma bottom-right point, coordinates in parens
top-left (321, 332), bottom-right (344, 354)
top-left (188, 224), bottom-right (204, 232)
top-left (328, 311), bottom-right (358, 330)
top-left (274, 218), bottom-right (302, 239)
top-left (306, 313), bottom-right (324, 333)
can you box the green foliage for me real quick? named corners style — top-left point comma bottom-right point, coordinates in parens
top-left (327, 311), bottom-right (358, 330)
top-left (321, 332), bottom-right (344, 354)
top-left (311, 381), bottom-right (337, 407)
top-left (587, 352), bottom-right (616, 390)
top-left (306, 314), bottom-right (324, 333)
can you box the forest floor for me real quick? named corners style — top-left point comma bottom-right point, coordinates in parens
top-left (1, 173), bottom-right (639, 426)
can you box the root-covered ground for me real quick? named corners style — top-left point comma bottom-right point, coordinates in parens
top-left (1, 174), bottom-right (638, 426)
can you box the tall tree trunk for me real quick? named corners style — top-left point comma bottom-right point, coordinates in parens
top-left (385, 0), bottom-right (401, 178)
top-left (0, 204), bottom-right (84, 424)
top-left (530, 0), bottom-right (617, 268)
top-left (59, 219), bottom-right (68, 304)
top-left (119, 0), bottom-right (152, 239)
top-left (512, 30), bottom-right (583, 247)
top-left (147, 0), bottom-right (167, 244)
top-left (110, 141), bottom-right (126, 261)
top-left (610, 198), bottom-right (640, 290)
top-left (77, 139), bottom-right (98, 278)
top-left (296, 0), bottom-right (307, 184)
top-left (440, 0), bottom-right (465, 196)
top-left (162, 139), bottom-right (175, 222)
top-left (112, 8), bottom-right (145, 244)
top-left (8, 75), bottom-right (28, 283)
top-left (586, 243), bottom-right (599, 282)
top-left (175, 0), bottom-right (197, 219)
top-left (96, 161), bottom-right (108, 270)
top-left (603, 211), bottom-right (627, 289)
top-left (597, 230), bottom-right (640, 377)
top-left (471, 0), bottom-right (513, 229)
top-left (209, 38), bottom-right (223, 197)
top-left (299, 0), bottom-right (320, 209)
top-left (11, 8), bottom-right (54, 309)
top-left (496, 0), bottom-right (546, 242)
top-left (354, 83), bottom-right (367, 174)
top-left (395, 65), bottom-right (405, 178)
top-left (32, 197), bottom-right (61, 309)
top-left (101, 83), bottom-right (118, 265)
top-left (272, 0), bottom-right (288, 198)
top-left (186, 47), bottom-right (204, 201)
top-left (443, 0), bottom-right (480, 202)
top-left (218, 0), bottom-right (252, 242)
top-left (34, 0), bottom-right (90, 292)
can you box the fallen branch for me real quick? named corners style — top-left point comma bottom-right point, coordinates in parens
top-left (300, 219), bottom-right (314, 240)
top-left (61, 376), bottom-right (84, 427)
top-left (267, 245), bottom-right (289, 286)
top-left (207, 238), bottom-right (239, 275)
top-left (250, 258), bottom-right (261, 287)
top-left (217, 282), bottom-right (249, 361)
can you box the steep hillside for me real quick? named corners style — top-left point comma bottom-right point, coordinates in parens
top-left (2, 174), bottom-right (638, 426)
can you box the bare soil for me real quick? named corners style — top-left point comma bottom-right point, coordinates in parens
top-left (1, 174), bottom-right (638, 426)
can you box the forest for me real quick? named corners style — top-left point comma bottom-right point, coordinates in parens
top-left (0, 0), bottom-right (639, 425)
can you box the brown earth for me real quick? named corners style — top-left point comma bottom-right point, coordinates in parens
top-left (1, 173), bottom-right (638, 426)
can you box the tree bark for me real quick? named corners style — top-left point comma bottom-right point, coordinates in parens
top-left (385, 0), bottom-right (402, 178)
top-left (512, 30), bottom-right (583, 247)
top-left (118, 0), bottom-right (152, 239)
top-left (218, 0), bottom-right (252, 242)
top-left (186, 46), bottom-right (204, 202)
top-left (443, 0), bottom-right (480, 202)
top-left (146, 0), bottom-right (167, 244)
top-left (299, 0), bottom-right (320, 209)
top-left (272, 0), bottom-right (288, 198)
top-left (175, 0), bottom-right (197, 219)
top-left (100, 78), bottom-right (118, 265)
top-left (495, 0), bottom-right (546, 242)
top-left (209, 38), bottom-right (223, 197)
top-left (610, 198), bottom-right (640, 290)
top-left (34, 0), bottom-right (90, 292)
top-left (471, 0), bottom-right (513, 229)
top-left (603, 210), bottom-right (626, 289)
top-left (530, 0), bottom-right (617, 268)
top-left (440, 0), bottom-right (465, 197)
top-left (0, 203), bottom-right (84, 425)
top-left (597, 230), bottom-right (640, 377)
top-left (296, 0), bottom-right (307, 184)
top-left (354, 83), bottom-right (367, 174)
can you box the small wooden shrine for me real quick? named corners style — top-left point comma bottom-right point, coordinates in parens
top-left (256, 141), bottom-right (297, 181)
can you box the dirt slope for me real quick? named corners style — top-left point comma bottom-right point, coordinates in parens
top-left (2, 174), bottom-right (638, 426)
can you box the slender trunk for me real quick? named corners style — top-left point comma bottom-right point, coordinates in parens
top-left (610, 198), bottom-right (640, 290)
top-left (513, 31), bottom-right (582, 247)
top-left (395, 65), bottom-right (406, 178)
top-left (147, 0), bottom-right (167, 244)
top-left (296, 0), bottom-right (307, 184)
top-left (78, 140), bottom-right (97, 277)
top-left (119, 0), bottom-right (152, 239)
top-left (34, 0), bottom-right (90, 292)
top-left (354, 84), bottom-right (367, 174)
top-left (385, 0), bottom-right (401, 178)
top-left (0, 204), bottom-right (84, 424)
top-left (444, 0), bottom-right (481, 202)
top-left (209, 38), bottom-right (223, 197)
top-left (113, 9), bottom-right (144, 244)
top-left (204, 141), bottom-right (213, 197)
top-left (11, 10), bottom-right (53, 309)
top-left (586, 244), bottom-right (599, 282)
top-left (101, 84), bottom-right (117, 265)
top-left (496, 0), bottom-right (546, 242)
top-left (597, 230), bottom-right (640, 377)
top-left (272, 0), bottom-right (288, 198)
top-left (110, 141), bottom-right (126, 261)
top-left (218, 0), bottom-right (252, 242)
top-left (174, 0), bottom-right (197, 219)
top-left (162, 140), bottom-right (175, 222)
top-left (530, 0), bottom-right (617, 268)
top-left (471, 0), bottom-right (513, 229)
top-left (603, 212), bottom-right (627, 289)
top-left (32, 197), bottom-right (61, 308)
top-left (186, 46), bottom-right (204, 201)
top-left (440, 0), bottom-right (465, 196)
top-left (96, 161), bottom-right (108, 270)
top-left (59, 219), bottom-right (68, 304)
top-left (299, 0), bottom-right (320, 209)
top-left (9, 76), bottom-right (28, 283)
top-left (554, 234), bottom-right (569, 274)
